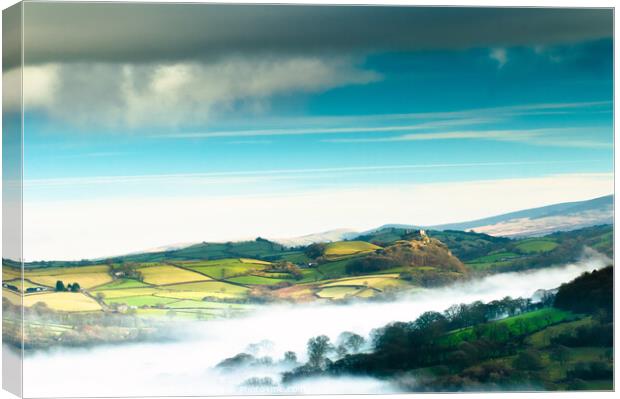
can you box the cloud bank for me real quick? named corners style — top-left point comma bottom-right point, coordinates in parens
top-left (17, 57), bottom-right (379, 127)
top-left (15, 4), bottom-right (612, 68)
top-left (7, 4), bottom-right (611, 130)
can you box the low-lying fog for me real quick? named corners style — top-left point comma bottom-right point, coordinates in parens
top-left (20, 253), bottom-right (609, 397)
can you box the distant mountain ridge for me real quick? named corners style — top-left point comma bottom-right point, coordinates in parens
top-left (433, 194), bottom-right (613, 237)
top-left (273, 228), bottom-right (359, 247)
top-left (20, 195), bottom-right (612, 265)
top-left (125, 195), bottom-right (614, 258)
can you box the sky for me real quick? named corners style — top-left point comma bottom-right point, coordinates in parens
top-left (4, 4), bottom-right (613, 261)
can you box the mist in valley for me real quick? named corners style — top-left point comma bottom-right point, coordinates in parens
top-left (19, 252), bottom-right (610, 397)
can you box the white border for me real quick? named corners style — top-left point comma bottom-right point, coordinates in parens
top-left (0, 1), bottom-right (616, 399)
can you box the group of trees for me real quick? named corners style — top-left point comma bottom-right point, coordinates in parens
top-left (109, 261), bottom-right (144, 281)
top-left (283, 296), bottom-right (541, 384)
top-left (267, 261), bottom-right (303, 280)
top-left (554, 265), bottom-right (613, 319)
top-left (55, 280), bottom-right (81, 292)
top-left (345, 254), bottom-right (397, 274)
top-left (283, 265), bottom-right (613, 390)
top-left (281, 332), bottom-right (366, 383)
top-left (282, 296), bottom-right (551, 385)
top-left (304, 243), bottom-right (326, 259)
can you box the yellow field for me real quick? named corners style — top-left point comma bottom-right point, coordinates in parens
top-left (23, 292), bottom-right (102, 312)
top-left (321, 274), bottom-right (405, 290)
top-left (25, 265), bottom-right (110, 276)
top-left (3, 267), bottom-right (21, 281)
top-left (2, 288), bottom-right (21, 305)
top-left (356, 288), bottom-right (377, 298)
top-left (239, 258), bottom-right (271, 265)
top-left (316, 286), bottom-right (363, 299)
top-left (164, 281), bottom-right (249, 299)
top-left (138, 265), bottom-right (211, 285)
top-left (4, 279), bottom-right (48, 292)
top-left (27, 272), bottom-right (112, 289)
top-left (324, 241), bottom-right (381, 257)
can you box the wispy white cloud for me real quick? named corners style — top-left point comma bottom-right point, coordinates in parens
top-left (155, 117), bottom-right (495, 139)
top-left (324, 127), bottom-right (612, 149)
top-left (326, 129), bottom-right (536, 143)
top-left (23, 159), bottom-right (605, 189)
top-left (151, 101), bottom-right (610, 140)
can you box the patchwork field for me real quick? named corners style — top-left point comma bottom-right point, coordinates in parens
top-left (4, 279), bottom-right (49, 292)
top-left (138, 264), bottom-right (211, 285)
top-left (183, 258), bottom-right (269, 279)
top-left (19, 265), bottom-right (113, 289)
top-left (5, 225), bottom-right (606, 320)
top-left (24, 292), bottom-right (103, 312)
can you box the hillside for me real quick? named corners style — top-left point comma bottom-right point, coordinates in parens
top-left (356, 228), bottom-right (510, 262)
top-left (4, 223), bottom-right (612, 326)
top-left (2, 223), bottom-right (613, 352)
top-left (281, 266), bottom-right (613, 391)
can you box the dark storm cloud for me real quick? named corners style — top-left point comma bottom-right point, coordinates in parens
top-left (15, 3), bottom-right (612, 69)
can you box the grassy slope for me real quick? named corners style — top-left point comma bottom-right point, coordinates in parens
top-left (5, 224), bottom-right (612, 315)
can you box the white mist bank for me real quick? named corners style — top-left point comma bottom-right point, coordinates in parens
top-left (21, 254), bottom-right (609, 397)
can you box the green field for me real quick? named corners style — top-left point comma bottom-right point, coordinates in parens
top-left (316, 258), bottom-right (354, 278)
top-left (526, 317), bottom-right (593, 347)
top-left (440, 308), bottom-right (575, 346)
top-left (468, 251), bottom-right (520, 263)
top-left (165, 299), bottom-right (226, 309)
top-left (93, 287), bottom-right (160, 298)
top-left (515, 239), bottom-right (559, 253)
top-left (106, 295), bottom-right (178, 307)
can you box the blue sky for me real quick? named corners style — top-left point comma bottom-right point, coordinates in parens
top-left (9, 5), bottom-right (613, 260)
top-left (23, 40), bottom-right (613, 199)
